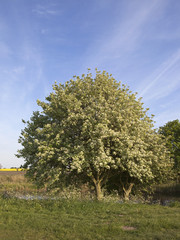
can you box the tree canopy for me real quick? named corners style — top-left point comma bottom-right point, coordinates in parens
top-left (159, 119), bottom-right (180, 181)
top-left (17, 70), bottom-right (173, 200)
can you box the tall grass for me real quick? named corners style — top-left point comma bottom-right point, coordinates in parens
top-left (1, 173), bottom-right (180, 201)
top-left (0, 174), bottom-right (46, 195)
top-left (0, 174), bottom-right (25, 183)
top-left (0, 174), bottom-right (96, 200)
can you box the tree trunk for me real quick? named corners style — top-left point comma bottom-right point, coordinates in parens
top-left (123, 183), bottom-right (134, 201)
top-left (92, 175), bottom-right (103, 200)
top-left (95, 181), bottom-right (103, 201)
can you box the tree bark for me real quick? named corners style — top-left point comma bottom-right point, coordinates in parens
top-left (92, 174), bottom-right (103, 200)
top-left (123, 183), bottom-right (134, 201)
top-left (95, 181), bottom-right (103, 200)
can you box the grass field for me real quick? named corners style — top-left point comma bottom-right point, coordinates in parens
top-left (0, 197), bottom-right (180, 240)
top-left (0, 172), bottom-right (180, 239)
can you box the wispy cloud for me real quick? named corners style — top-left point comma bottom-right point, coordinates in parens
top-left (0, 0), bottom-right (179, 168)
top-left (0, 41), bottom-right (45, 109)
top-left (81, 0), bottom-right (167, 69)
top-left (0, 41), bottom-right (45, 168)
top-left (13, 66), bottom-right (25, 75)
top-left (139, 49), bottom-right (180, 100)
top-left (33, 4), bottom-right (61, 16)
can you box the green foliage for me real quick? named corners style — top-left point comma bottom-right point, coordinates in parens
top-left (159, 119), bottom-right (180, 181)
top-left (17, 69), bottom-right (173, 200)
top-left (0, 198), bottom-right (180, 240)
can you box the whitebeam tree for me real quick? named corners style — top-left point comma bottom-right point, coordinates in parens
top-left (17, 70), bottom-right (172, 200)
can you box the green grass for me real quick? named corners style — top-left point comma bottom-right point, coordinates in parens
top-left (1, 173), bottom-right (180, 239)
top-left (0, 197), bottom-right (180, 240)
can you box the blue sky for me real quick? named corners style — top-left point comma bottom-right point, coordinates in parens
top-left (0, 0), bottom-right (180, 168)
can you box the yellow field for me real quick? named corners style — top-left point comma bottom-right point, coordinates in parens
top-left (0, 168), bottom-right (25, 171)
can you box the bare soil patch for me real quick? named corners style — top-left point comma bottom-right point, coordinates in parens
top-left (122, 226), bottom-right (137, 231)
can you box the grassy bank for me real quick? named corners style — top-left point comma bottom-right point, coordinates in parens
top-left (0, 197), bottom-right (180, 240)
